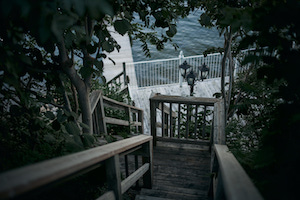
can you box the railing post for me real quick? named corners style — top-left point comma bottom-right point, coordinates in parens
top-left (98, 93), bottom-right (108, 135)
top-left (213, 99), bottom-right (226, 145)
top-left (138, 110), bottom-right (144, 134)
top-left (123, 62), bottom-right (128, 86)
top-left (105, 155), bottom-right (122, 200)
top-left (142, 140), bottom-right (153, 189)
top-left (126, 107), bottom-right (132, 134)
top-left (179, 51), bottom-right (184, 87)
top-left (150, 95), bottom-right (157, 146)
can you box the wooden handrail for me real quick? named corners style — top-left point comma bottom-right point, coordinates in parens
top-left (150, 94), bottom-right (219, 106)
top-left (90, 90), bottom-right (144, 135)
top-left (208, 99), bottom-right (263, 199)
top-left (0, 135), bottom-right (153, 200)
top-left (106, 71), bottom-right (124, 85)
top-left (106, 63), bottom-right (128, 95)
top-left (150, 93), bottom-right (217, 146)
top-left (211, 144), bottom-right (263, 200)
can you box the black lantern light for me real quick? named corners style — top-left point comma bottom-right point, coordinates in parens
top-left (179, 61), bottom-right (192, 79)
top-left (186, 70), bottom-right (196, 96)
top-left (198, 63), bottom-right (209, 81)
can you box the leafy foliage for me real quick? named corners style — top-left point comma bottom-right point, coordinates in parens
top-left (222, 0), bottom-right (300, 199)
top-left (178, 104), bottom-right (212, 140)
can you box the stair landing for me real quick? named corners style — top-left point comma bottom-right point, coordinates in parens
top-left (136, 142), bottom-right (211, 200)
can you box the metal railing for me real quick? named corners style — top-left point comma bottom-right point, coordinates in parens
top-left (126, 50), bottom-right (253, 88)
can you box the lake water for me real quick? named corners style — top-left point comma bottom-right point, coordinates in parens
top-left (131, 9), bottom-right (224, 62)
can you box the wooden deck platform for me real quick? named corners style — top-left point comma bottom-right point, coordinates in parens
top-left (136, 142), bottom-right (211, 200)
top-left (103, 27), bottom-right (134, 82)
top-left (129, 78), bottom-right (224, 135)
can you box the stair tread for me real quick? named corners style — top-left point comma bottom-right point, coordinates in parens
top-left (140, 188), bottom-right (208, 200)
top-left (135, 195), bottom-right (174, 200)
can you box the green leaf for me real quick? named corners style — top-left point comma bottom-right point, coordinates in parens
top-left (87, 43), bottom-right (97, 54)
top-left (57, 110), bottom-right (67, 123)
top-left (19, 54), bottom-right (32, 66)
top-left (102, 41), bottom-right (114, 52)
top-left (114, 19), bottom-right (131, 36)
top-left (199, 13), bottom-right (212, 27)
top-left (45, 111), bottom-right (55, 120)
top-left (65, 121), bottom-right (81, 135)
top-left (79, 122), bottom-right (90, 130)
top-left (65, 31), bottom-right (76, 49)
top-left (166, 24), bottom-right (177, 37)
top-left (52, 119), bottom-right (61, 131)
top-left (108, 57), bottom-right (116, 65)
top-left (64, 140), bottom-right (84, 153)
top-left (52, 14), bottom-right (76, 38)
top-left (86, 0), bottom-right (113, 18)
top-left (81, 133), bottom-right (95, 148)
top-left (79, 66), bottom-right (94, 79)
top-left (94, 60), bottom-right (103, 71)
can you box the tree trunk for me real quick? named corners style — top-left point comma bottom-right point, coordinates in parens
top-left (226, 44), bottom-right (234, 118)
top-left (57, 36), bottom-right (93, 135)
top-left (220, 27), bottom-right (233, 124)
top-left (77, 83), bottom-right (93, 134)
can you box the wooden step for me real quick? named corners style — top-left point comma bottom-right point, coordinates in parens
top-left (135, 195), bottom-right (173, 200)
top-left (134, 141), bottom-right (211, 200)
top-left (139, 188), bottom-right (208, 200)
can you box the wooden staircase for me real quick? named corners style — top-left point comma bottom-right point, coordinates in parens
top-left (136, 142), bottom-right (211, 200)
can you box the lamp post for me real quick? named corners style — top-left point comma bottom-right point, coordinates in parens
top-left (186, 70), bottom-right (196, 96)
top-left (198, 63), bottom-right (209, 81)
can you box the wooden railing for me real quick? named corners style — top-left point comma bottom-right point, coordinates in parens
top-left (106, 62), bottom-right (129, 95)
top-left (149, 93), bottom-right (219, 146)
top-left (0, 135), bottom-right (153, 200)
top-left (149, 93), bottom-right (263, 199)
top-left (90, 90), bottom-right (143, 135)
top-left (209, 100), bottom-right (264, 200)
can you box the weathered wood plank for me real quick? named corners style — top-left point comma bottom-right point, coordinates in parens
top-left (158, 103), bottom-right (176, 118)
top-left (156, 137), bottom-right (210, 146)
top-left (96, 191), bottom-right (115, 200)
top-left (90, 90), bottom-right (102, 113)
top-left (142, 140), bottom-right (153, 189)
top-left (138, 144), bottom-right (211, 200)
top-left (106, 155), bottom-right (121, 200)
top-left (214, 144), bottom-right (263, 200)
top-left (213, 100), bottom-right (225, 145)
top-left (150, 98), bottom-right (157, 146)
top-left (102, 96), bottom-right (143, 112)
top-left (150, 94), bottom-right (219, 106)
top-left (0, 135), bottom-right (152, 199)
top-left (121, 163), bottom-right (149, 194)
top-left (105, 117), bottom-right (129, 126)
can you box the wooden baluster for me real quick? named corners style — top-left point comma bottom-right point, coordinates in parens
top-left (138, 110), bottom-right (144, 134)
top-left (170, 103), bottom-right (173, 138)
top-left (165, 111), bottom-right (169, 137)
top-left (126, 107), bottom-right (132, 134)
top-left (135, 155), bottom-right (139, 188)
top-left (99, 94), bottom-right (107, 135)
top-left (178, 104), bottom-right (181, 138)
top-left (142, 140), bottom-right (153, 189)
top-left (202, 106), bottom-right (207, 138)
top-left (186, 104), bottom-right (190, 139)
top-left (194, 105), bottom-right (198, 139)
top-left (161, 103), bottom-right (165, 137)
top-left (150, 98), bottom-right (157, 146)
top-left (105, 155), bottom-right (121, 200)
top-left (125, 155), bottom-right (129, 177)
